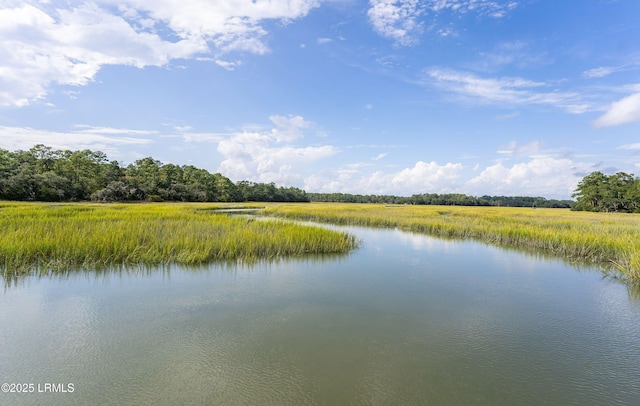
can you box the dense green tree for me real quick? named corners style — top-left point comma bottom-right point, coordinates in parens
top-left (572, 171), bottom-right (640, 212)
top-left (2, 166), bottom-right (37, 200)
top-left (34, 171), bottom-right (72, 201)
top-left (65, 149), bottom-right (109, 198)
top-left (213, 173), bottom-right (241, 202)
top-left (572, 171), bottom-right (608, 211)
top-left (30, 144), bottom-right (58, 173)
top-left (605, 172), bottom-right (636, 212)
top-left (625, 179), bottom-right (640, 212)
top-left (102, 160), bottom-right (124, 184)
top-left (125, 158), bottom-right (162, 199)
top-left (236, 181), bottom-right (309, 202)
top-left (182, 165), bottom-right (217, 201)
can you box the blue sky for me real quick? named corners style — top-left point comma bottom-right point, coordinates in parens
top-left (1, 0), bottom-right (639, 199)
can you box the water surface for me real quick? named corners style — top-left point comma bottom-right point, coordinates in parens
top-left (1, 225), bottom-right (639, 405)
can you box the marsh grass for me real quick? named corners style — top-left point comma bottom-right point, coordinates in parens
top-left (0, 202), bottom-right (358, 280)
top-left (263, 203), bottom-right (640, 283)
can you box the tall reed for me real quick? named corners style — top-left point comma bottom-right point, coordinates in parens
top-left (263, 203), bottom-right (640, 283)
top-left (0, 202), bottom-right (358, 279)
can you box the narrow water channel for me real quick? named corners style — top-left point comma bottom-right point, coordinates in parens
top-left (1, 224), bottom-right (638, 405)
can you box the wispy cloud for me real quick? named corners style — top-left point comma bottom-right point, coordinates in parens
top-left (436, 26), bottom-right (458, 37)
top-left (496, 140), bottom-right (542, 155)
top-left (583, 66), bottom-right (623, 79)
top-left (425, 68), bottom-right (592, 114)
top-left (428, 0), bottom-right (518, 18)
top-left (0, 125), bottom-right (153, 157)
top-left (367, 0), bottom-right (518, 46)
top-left (583, 61), bottom-right (640, 79)
top-left (496, 111), bottom-right (519, 119)
top-left (367, 0), bottom-right (425, 46)
top-left (475, 41), bottom-right (551, 72)
top-left (72, 125), bottom-right (158, 136)
top-left (618, 143), bottom-right (640, 150)
top-left (215, 60), bottom-right (242, 71)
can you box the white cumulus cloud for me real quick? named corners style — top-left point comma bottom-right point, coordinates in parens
top-left (269, 115), bottom-right (313, 142)
top-left (180, 115), bottom-right (337, 185)
top-left (305, 160), bottom-right (464, 195)
top-left (464, 157), bottom-right (589, 198)
top-left (0, 0), bottom-right (320, 106)
top-left (387, 160), bottom-right (463, 193)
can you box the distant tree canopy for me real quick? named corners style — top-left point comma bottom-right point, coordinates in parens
top-left (0, 144), bottom-right (588, 208)
top-left (572, 171), bottom-right (640, 213)
top-left (0, 145), bottom-right (308, 203)
top-left (307, 192), bottom-right (573, 208)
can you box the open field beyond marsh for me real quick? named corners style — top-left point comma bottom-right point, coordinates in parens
top-left (264, 203), bottom-right (640, 283)
top-left (0, 202), bottom-right (357, 280)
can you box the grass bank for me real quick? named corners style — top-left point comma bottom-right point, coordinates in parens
top-left (0, 202), bottom-right (358, 280)
top-left (263, 203), bottom-right (640, 283)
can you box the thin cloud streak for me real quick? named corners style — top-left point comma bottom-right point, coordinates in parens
top-left (426, 68), bottom-right (593, 114)
top-left (0, 125), bottom-right (153, 158)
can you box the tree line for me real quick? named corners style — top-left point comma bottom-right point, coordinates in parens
top-left (0, 145), bottom-right (308, 203)
top-left (2, 145), bottom-right (638, 212)
top-left (308, 192), bottom-right (573, 208)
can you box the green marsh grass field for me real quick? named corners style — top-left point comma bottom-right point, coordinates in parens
top-left (2, 201), bottom-right (639, 284)
top-left (264, 203), bottom-right (640, 283)
top-left (0, 202), bottom-right (357, 281)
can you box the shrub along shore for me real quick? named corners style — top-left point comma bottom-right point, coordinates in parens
top-left (263, 203), bottom-right (640, 283)
top-left (0, 202), bottom-right (358, 280)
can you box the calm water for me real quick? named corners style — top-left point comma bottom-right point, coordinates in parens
top-left (1, 225), bottom-right (639, 405)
